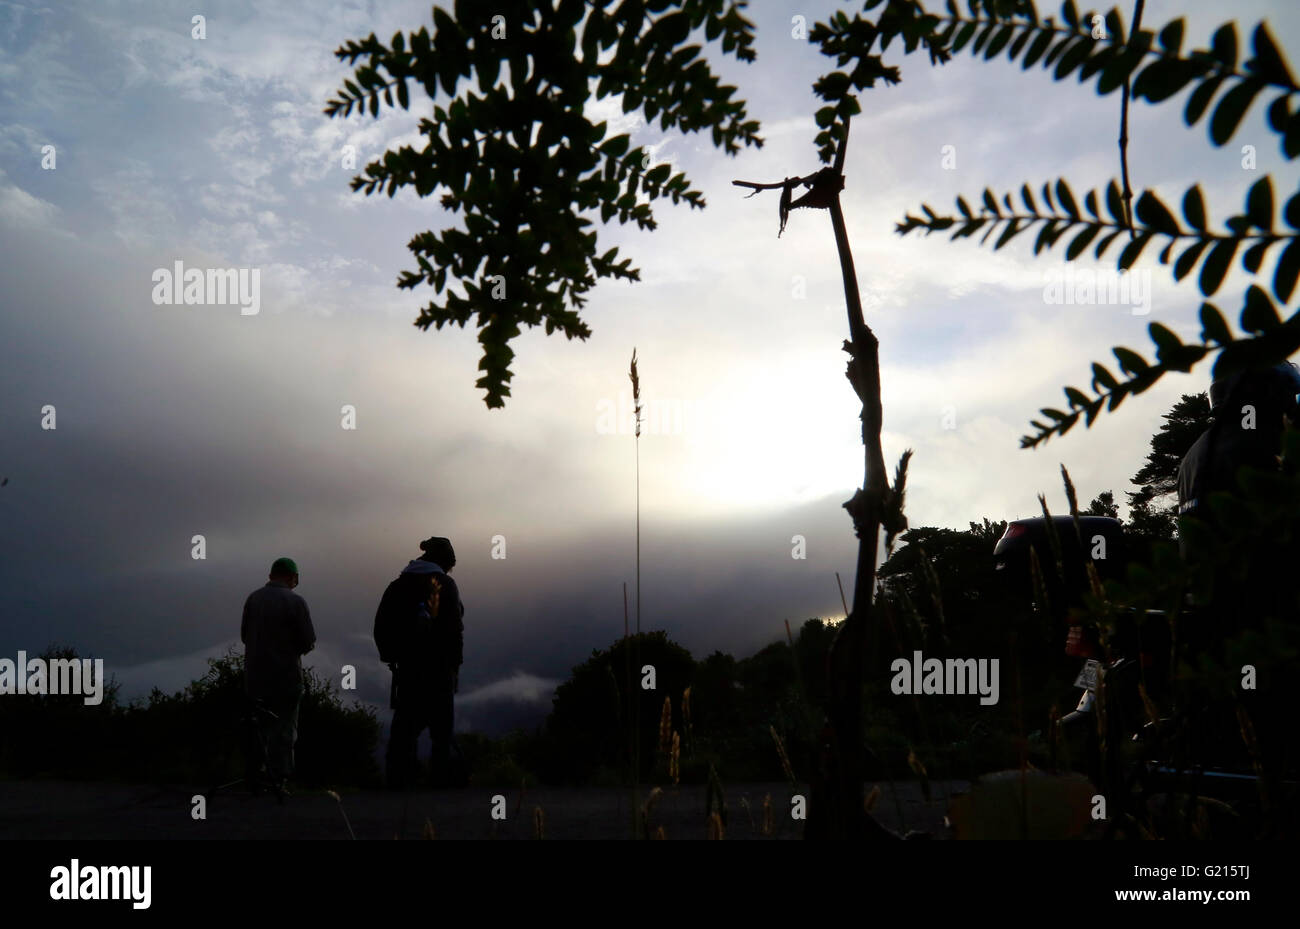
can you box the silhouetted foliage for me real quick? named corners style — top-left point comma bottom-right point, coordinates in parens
top-left (0, 645), bottom-right (122, 779)
top-left (841, 1), bottom-right (1300, 446)
top-left (1084, 490), bottom-right (1119, 518)
top-left (542, 631), bottom-right (694, 784)
top-left (1124, 392), bottom-right (1213, 545)
top-left (325, 0), bottom-right (762, 408)
top-left (0, 648), bottom-right (380, 788)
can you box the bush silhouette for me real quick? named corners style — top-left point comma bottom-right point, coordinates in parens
top-left (0, 646), bottom-right (380, 789)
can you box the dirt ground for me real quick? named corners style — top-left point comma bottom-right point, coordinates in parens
top-left (0, 778), bottom-right (964, 839)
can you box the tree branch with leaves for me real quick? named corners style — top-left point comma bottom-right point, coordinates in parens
top-left (325, 0), bottom-right (762, 408)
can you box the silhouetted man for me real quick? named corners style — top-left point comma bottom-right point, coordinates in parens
top-left (374, 536), bottom-right (465, 789)
top-left (1176, 363), bottom-right (1300, 797)
top-left (1178, 363), bottom-right (1300, 554)
top-left (241, 557), bottom-right (316, 793)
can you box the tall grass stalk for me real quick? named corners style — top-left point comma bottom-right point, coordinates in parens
top-left (629, 349), bottom-right (644, 833)
top-left (325, 789), bottom-right (356, 840)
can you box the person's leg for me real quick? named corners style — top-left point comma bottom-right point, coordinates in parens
top-left (386, 670), bottom-right (422, 788)
top-left (262, 692), bottom-right (299, 787)
top-left (281, 693), bottom-right (300, 784)
top-left (428, 670), bottom-right (455, 787)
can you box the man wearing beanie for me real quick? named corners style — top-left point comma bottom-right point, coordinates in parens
top-left (241, 556), bottom-right (316, 794)
top-left (374, 536), bottom-right (465, 788)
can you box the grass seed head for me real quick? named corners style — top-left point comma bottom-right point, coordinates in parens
top-left (770, 726), bottom-right (796, 786)
top-left (629, 349), bottom-right (642, 437)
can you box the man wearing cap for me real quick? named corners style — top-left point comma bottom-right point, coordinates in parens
top-left (241, 557), bottom-right (316, 793)
top-left (374, 536), bottom-right (465, 788)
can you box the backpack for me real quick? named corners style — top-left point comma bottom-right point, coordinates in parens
top-left (375, 569), bottom-right (460, 665)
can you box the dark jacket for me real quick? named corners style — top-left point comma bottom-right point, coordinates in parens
top-left (374, 559), bottom-right (464, 670)
top-left (241, 581), bottom-right (316, 702)
top-left (1178, 366), bottom-right (1298, 520)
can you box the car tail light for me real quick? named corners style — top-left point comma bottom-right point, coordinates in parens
top-left (999, 522), bottom-right (1029, 543)
top-left (1065, 625), bottom-right (1096, 658)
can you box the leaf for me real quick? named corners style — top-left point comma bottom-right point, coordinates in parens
top-left (1021, 184), bottom-right (1036, 213)
top-left (1286, 191), bottom-right (1300, 230)
top-left (1079, 44), bottom-right (1115, 82)
top-left (1054, 37), bottom-right (1092, 80)
top-left (1241, 284), bottom-right (1281, 332)
top-left (1148, 322), bottom-right (1183, 360)
top-left (1092, 362), bottom-right (1119, 391)
top-left (1199, 302), bottom-right (1233, 345)
top-left (1106, 180), bottom-right (1125, 224)
top-left (1094, 229), bottom-right (1123, 260)
top-left (1084, 189), bottom-right (1099, 219)
top-left (983, 188), bottom-right (1000, 215)
top-left (1118, 232), bottom-right (1153, 270)
top-left (601, 133), bottom-right (630, 157)
top-left (1275, 238), bottom-right (1300, 303)
top-left (985, 24), bottom-right (1014, 60)
top-left (1210, 78), bottom-right (1266, 146)
top-left (995, 218), bottom-right (1022, 250)
top-left (1098, 34), bottom-right (1150, 95)
top-left (1174, 240), bottom-right (1208, 282)
top-left (1103, 9), bottom-right (1124, 46)
top-left (952, 21), bottom-right (977, 54)
top-left (1158, 18), bottom-right (1184, 54)
top-left (1136, 191), bottom-right (1180, 236)
top-left (1133, 57), bottom-right (1202, 103)
top-left (1185, 74), bottom-right (1227, 127)
top-left (1113, 346), bottom-right (1149, 375)
top-left (1251, 23), bottom-right (1295, 86)
top-left (1023, 28), bottom-right (1053, 69)
top-left (1199, 239), bottom-right (1239, 296)
top-left (1243, 240), bottom-right (1269, 274)
top-left (1246, 176), bottom-right (1274, 231)
top-left (1064, 386), bottom-right (1092, 409)
top-left (1269, 96), bottom-right (1291, 133)
top-left (1061, 0), bottom-right (1079, 31)
top-left (1055, 179), bottom-right (1078, 218)
top-left (1034, 219), bottom-right (1058, 255)
top-left (1044, 35), bottom-right (1073, 70)
top-left (1065, 224), bottom-right (1101, 260)
top-left (1009, 27), bottom-right (1032, 61)
top-left (1210, 23), bottom-right (1238, 70)
top-left (1183, 184), bottom-right (1207, 231)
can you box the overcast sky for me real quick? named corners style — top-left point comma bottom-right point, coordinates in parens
top-left (2, 0), bottom-right (1296, 735)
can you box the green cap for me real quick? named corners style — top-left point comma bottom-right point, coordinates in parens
top-left (270, 557), bottom-right (299, 576)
